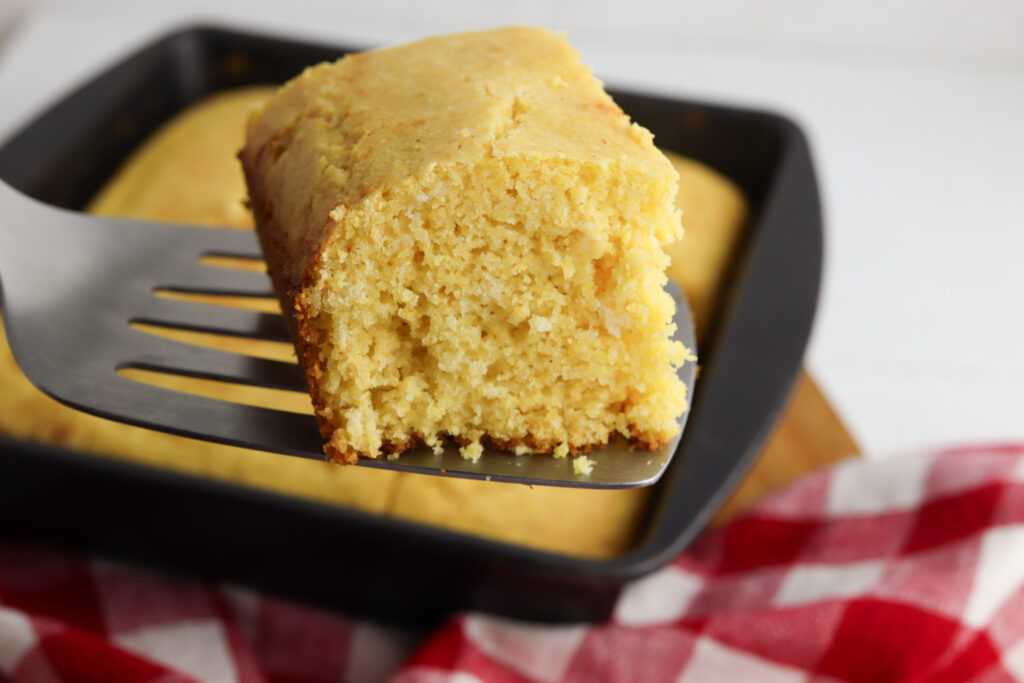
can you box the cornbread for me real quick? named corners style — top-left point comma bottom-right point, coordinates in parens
top-left (90, 86), bottom-right (269, 228)
top-left (0, 81), bottom-right (747, 558)
top-left (661, 153), bottom-right (748, 337)
top-left (240, 27), bottom-right (689, 463)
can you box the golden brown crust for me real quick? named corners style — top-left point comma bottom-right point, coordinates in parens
top-left (241, 148), bottom-right (345, 462)
top-left (323, 431), bottom-right (669, 462)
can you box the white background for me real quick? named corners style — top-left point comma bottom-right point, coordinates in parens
top-left (1, 0), bottom-right (1022, 458)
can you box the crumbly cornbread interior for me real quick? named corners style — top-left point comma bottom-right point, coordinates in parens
top-left (0, 79), bottom-right (746, 558)
top-left (241, 28), bottom-right (688, 462)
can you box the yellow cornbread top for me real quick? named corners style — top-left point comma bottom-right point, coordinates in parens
top-left (91, 86), bottom-right (269, 227)
top-left (663, 153), bottom-right (749, 337)
top-left (244, 26), bottom-right (680, 288)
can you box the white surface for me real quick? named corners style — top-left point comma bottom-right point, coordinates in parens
top-left (615, 565), bottom-right (703, 625)
top-left (826, 452), bottom-right (932, 513)
top-left (774, 560), bottom-right (885, 607)
top-left (963, 525), bottom-right (1024, 628)
top-left (1, 1), bottom-right (1022, 457)
top-left (678, 637), bottom-right (806, 683)
top-left (0, 606), bottom-right (37, 674)
top-left (115, 620), bottom-right (237, 683)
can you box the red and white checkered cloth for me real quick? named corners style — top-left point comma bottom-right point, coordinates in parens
top-left (3, 442), bottom-right (1024, 682)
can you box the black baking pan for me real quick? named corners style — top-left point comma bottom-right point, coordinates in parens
top-left (0, 26), bottom-right (821, 627)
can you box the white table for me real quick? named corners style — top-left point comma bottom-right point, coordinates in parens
top-left (2, 2), bottom-right (1022, 458)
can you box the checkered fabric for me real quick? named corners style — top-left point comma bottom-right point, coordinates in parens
top-left (2, 442), bottom-right (1024, 682)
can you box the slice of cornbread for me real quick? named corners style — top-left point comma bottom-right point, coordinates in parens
top-left (240, 27), bottom-right (689, 463)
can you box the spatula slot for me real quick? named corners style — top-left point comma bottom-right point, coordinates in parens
top-left (117, 367), bottom-right (312, 414)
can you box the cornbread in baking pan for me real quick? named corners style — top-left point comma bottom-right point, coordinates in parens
top-left (89, 86), bottom-right (270, 228)
top-left (240, 27), bottom-right (690, 463)
top-left (0, 78), bottom-right (747, 558)
top-left (662, 153), bottom-right (748, 337)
